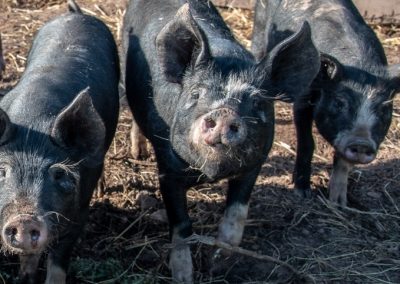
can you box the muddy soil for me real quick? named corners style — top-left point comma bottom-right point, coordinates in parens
top-left (0, 1), bottom-right (399, 283)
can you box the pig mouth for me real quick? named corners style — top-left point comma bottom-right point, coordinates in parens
top-left (188, 141), bottom-right (259, 179)
top-left (334, 141), bottom-right (377, 164)
top-left (336, 148), bottom-right (376, 164)
top-left (334, 132), bottom-right (378, 165)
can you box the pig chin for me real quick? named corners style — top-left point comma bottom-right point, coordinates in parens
top-left (188, 140), bottom-right (258, 179)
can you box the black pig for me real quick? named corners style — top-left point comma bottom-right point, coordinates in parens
top-left (0, 1), bottom-right (119, 283)
top-left (123, 0), bottom-right (319, 282)
top-left (252, 0), bottom-right (400, 206)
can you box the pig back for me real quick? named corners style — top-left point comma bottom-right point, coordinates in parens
top-left (1, 12), bottom-right (120, 143)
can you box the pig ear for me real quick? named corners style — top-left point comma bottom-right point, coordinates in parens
top-left (156, 3), bottom-right (211, 84)
top-left (388, 64), bottom-right (400, 95)
top-left (51, 87), bottom-right (106, 166)
top-left (0, 109), bottom-right (14, 145)
top-left (260, 21), bottom-right (320, 102)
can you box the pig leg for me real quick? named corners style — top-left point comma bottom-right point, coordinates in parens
top-left (18, 254), bottom-right (40, 284)
top-left (217, 167), bottom-right (259, 246)
top-left (130, 119), bottom-right (149, 159)
top-left (158, 173), bottom-right (193, 284)
top-left (45, 258), bottom-right (66, 284)
top-left (45, 221), bottom-right (85, 284)
top-left (293, 100), bottom-right (315, 198)
top-left (169, 232), bottom-right (193, 284)
top-left (328, 154), bottom-right (353, 206)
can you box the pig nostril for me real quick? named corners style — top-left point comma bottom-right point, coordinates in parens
top-left (5, 227), bottom-right (18, 238)
top-left (349, 146), bottom-right (358, 154)
top-left (205, 118), bottom-right (216, 129)
top-left (229, 124), bottom-right (239, 133)
top-left (348, 145), bottom-right (375, 155)
top-left (30, 230), bottom-right (40, 242)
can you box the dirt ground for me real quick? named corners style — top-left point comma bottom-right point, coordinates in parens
top-left (0, 0), bottom-right (399, 283)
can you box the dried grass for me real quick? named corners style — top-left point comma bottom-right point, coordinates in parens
top-left (0, 1), bottom-right (399, 283)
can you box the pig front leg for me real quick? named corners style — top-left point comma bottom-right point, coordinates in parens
top-left (293, 100), bottom-right (315, 198)
top-left (329, 154), bottom-right (353, 206)
top-left (45, 258), bottom-right (67, 284)
top-left (217, 167), bottom-right (259, 247)
top-left (18, 254), bottom-right (41, 284)
top-left (45, 220), bottom-right (85, 284)
top-left (159, 173), bottom-right (193, 284)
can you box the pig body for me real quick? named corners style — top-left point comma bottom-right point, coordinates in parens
top-left (0, 3), bottom-right (119, 283)
top-left (252, 0), bottom-right (400, 205)
top-left (123, 0), bottom-right (319, 282)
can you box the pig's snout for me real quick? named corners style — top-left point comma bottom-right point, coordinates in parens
top-left (344, 140), bottom-right (376, 164)
top-left (200, 108), bottom-right (247, 147)
top-left (2, 215), bottom-right (48, 253)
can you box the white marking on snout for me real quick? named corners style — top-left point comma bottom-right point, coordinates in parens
top-left (225, 76), bottom-right (251, 97)
top-left (355, 92), bottom-right (378, 131)
top-left (217, 203), bottom-right (249, 246)
top-left (211, 75), bottom-right (262, 109)
top-left (169, 232), bottom-right (193, 284)
top-left (334, 90), bottom-right (378, 152)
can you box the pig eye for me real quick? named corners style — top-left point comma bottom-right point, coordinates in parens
top-left (253, 98), bottom-right (267, 111)
top-left (190, 91), bottom-right (200, 100)
top-left (0, 167), bottom-right (6, 179)
top-left (333, 96), bottom-right (347, 109)
top-left (49, 167), bottom-right (77, 193)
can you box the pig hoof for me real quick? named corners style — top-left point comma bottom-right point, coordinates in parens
top-left (169, 245), bottom-right (193, 284)
top-left (16, 275), bottom-right (37, 284)
top-left (212, 247), bottom-right (233, 261)
top-left (209, 248), bottom-right (239, 276)
top-left (293, 188), bottom-right (312, 199)
top-left (130, 143), bottom-right (149, 160)
top-left (328, 195), bottom-right (347, 208)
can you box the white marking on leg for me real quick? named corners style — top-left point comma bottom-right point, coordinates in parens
top-left (329, 157), bottom-right (353, 206)
top-left (169, 232), bottom-right (193, 284)
top-left (45, 258), bottom-right (66, 284)
top-left (218, 203), bottom-right (249, 246)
